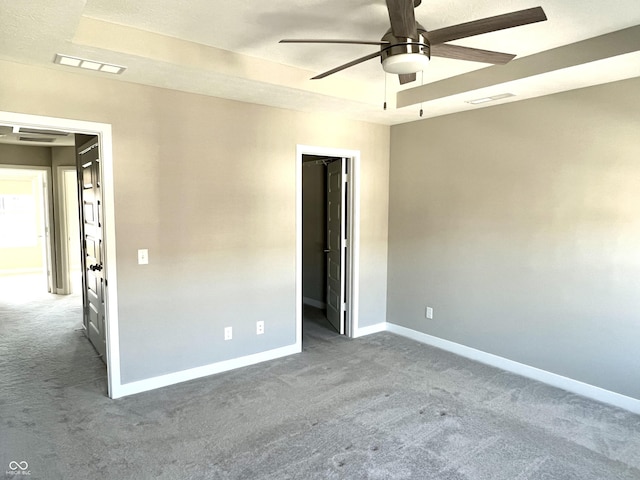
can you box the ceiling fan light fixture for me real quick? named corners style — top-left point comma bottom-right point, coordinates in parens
top-left (382, 53), bottom-right (430, 74)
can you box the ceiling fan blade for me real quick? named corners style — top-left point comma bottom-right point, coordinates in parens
top-left (280, 39), bottom-right (389, 46)
top-left (431, 44), bottom-right (516, 64)
top-left (428, 7), bottom-right (547, 45)
top-left (386, 0), bottom-right (418, 39)
top-left (398, 73), bottom-right (416, 84)
top-left (311, 51), bottom-right (382, 80)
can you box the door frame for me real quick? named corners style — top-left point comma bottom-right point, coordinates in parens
top-left (0, 110), bottom-right (120, 398)
top-left (55, 166), bottom-right (80, 295)
top-left (296, 145), bottom-right (360, 345)
top-left (0, 165), bottom-right (53, 289)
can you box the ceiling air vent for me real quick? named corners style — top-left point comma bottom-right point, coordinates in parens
top-left (18, 127), bottom-right (69, 136)
top-left (19, 136), bottom-right (56, 143)
top-left (54, 54), bottom-right (126, 74)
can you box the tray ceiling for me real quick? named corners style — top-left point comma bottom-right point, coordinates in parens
top-left (1, 0), bottom-right (639, 125)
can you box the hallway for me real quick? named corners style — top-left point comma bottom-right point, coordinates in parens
top-left (0, 274), bottom-right (107, 405)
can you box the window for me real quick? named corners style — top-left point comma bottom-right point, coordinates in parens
top-left (0, 182), bottom-right (40, 248)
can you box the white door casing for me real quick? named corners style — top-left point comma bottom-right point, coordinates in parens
top-left (296, 144), bottom-right (360, 347)
top-left (0, 166), bottom-right (52, 287)
top-left (55, 167), bottom-right (81, 295)
top-left (40, 172), bottom-right (54, 293)
top-left (0, 110), bottom-right (120, 398)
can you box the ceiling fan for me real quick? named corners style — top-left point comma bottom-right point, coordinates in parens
top-left (280, 0), bottom-right (547, 85)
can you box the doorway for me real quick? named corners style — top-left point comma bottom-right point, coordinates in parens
top-left (302, 154), bottom-right (346, 336)
top-left (0, 166), bottom-right (53, 293)
top-left (0, 110), bottom-right (120, 398)
top-left (296, 145), bottom-right (360, 347)
top-left (56, 166), bottom-right (82, 294)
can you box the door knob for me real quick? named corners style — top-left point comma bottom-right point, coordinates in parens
top-left (323, 249), bottom-right (330, 253)
top-left (89, 264), bottom-right (103, 272)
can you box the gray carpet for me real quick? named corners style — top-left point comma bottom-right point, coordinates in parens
top-left (1, 279), bottom-right (639, 479)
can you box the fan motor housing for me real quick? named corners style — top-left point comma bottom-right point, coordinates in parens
top-left (380, 25), bottom-right (430, 74)
top-left (380, 26), bottom-right (430, 61)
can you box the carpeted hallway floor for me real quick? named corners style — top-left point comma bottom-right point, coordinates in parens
top-left (1, 277), bottom-right (639, 479)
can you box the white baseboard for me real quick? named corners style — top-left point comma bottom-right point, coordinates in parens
top-left (109, 321), bottom-right (640, 414)
top-left (303, 297), bottom-right (326, 309)
top-left (111, 343), bottom-right (301, 399)
top-left (386, 323), bottom-right (640, 415)
top-left (353, 322), bottom-right (387, 338)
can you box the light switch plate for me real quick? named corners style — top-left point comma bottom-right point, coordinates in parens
top-left (138, 249), bottom-right (149, 265)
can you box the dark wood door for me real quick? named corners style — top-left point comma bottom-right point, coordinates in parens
top-left (326, 158), bottom-right (345, 334)
top-left (77, 138), bottom-right (106, 361)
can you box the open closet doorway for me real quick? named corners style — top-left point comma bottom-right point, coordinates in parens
top-left (297, 145), bottom-right (361, 347)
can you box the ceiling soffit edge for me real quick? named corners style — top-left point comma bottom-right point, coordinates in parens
top-left (398, 25), bottom-right (640, 108)
top-left (73, 16), bottom-right (379, 106)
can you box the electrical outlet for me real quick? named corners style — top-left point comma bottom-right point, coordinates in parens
top-left (256, 321), bottom-right (264, 335)
top-left (224, 326), bottom-right (232, 340)
top-left (425, 306), bottom-right (433, 319)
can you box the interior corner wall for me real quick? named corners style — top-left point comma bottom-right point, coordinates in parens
top-left (0, 59), bottom-right (390, 385)
top-left (51, 147), bottom-right (75, 168)
top-left (387, 77), bottom-right (640, 400)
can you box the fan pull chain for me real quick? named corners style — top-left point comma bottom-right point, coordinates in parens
top-left (419, 71), bottom-right (424, 117)
top-left (383, 73), bottom-right (387, 110)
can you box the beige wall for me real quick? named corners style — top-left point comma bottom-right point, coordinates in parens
top-left (0, 59), bottom-right (390, 384)
top-left (51, 147), bottom-right (75, 167)
top-left (388, 77), bottom-right (640, 400)
top-left (0, 143), bottom-right (51, 167)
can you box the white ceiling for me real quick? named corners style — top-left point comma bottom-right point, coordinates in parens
top-left (1, 0), bottom-right (639, 127)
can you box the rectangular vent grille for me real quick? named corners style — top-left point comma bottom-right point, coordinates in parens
top-left (19, 127), bottom-right (69, 136)
top-left (20, 136), bottom-right (56, 143)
